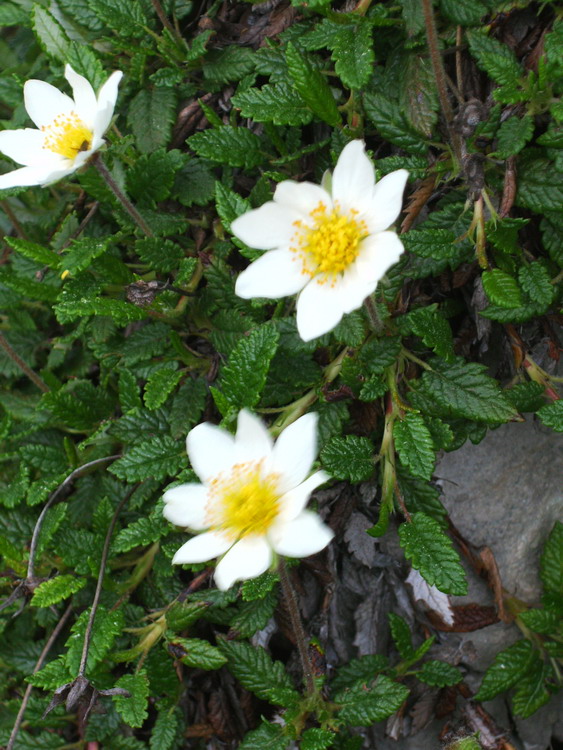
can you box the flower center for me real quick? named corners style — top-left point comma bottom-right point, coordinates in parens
top-left (42, 112), bottom-right (93, 160)
top-left (291, 201), bottom-right (367, 279)
top-left (208, 461), bottom-right (281, 540)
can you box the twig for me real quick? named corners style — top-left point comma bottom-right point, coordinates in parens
top-left (150, 0), bottom-right (176, 34)
top-left (78, 486), bottom-right (135, 676)
top-left (1, 200), bottom-right (28, 239)
top-left (6, 603), bottom-right (73, 750)
top-left (28, 456), bottom-right (121, 581)
top-left (278, 559), bottom-right (315, 696)
top-left (0, 332), bottom-right (49, 393)
top-left (91, 153), bottom-right (153, 237)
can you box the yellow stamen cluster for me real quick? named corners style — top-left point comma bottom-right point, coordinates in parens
top-left (291, 201), bottom-right (367, 280)
top-left (42, 112), bottom-right (93, 160)
top-left (207, 461), bottom-right (281, 540)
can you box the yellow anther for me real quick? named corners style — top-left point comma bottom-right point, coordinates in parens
top-left (42, 112), bottom-right (93, 160)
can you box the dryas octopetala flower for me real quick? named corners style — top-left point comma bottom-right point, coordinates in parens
top-left (163, 409), bottom-right (333, 591)
top-left (0, 64), bottom-right (122, 189)
top-left (232, 140), bottom-right (408, 342)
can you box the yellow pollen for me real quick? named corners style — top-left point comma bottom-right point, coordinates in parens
top-left (291, 201), bottom-right (367, 280)
top-left (207, 461), bottom-right (281, 540)
top-left (42, 112), bottom-right (93, 160)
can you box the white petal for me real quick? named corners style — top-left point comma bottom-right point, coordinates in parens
top-left (278, 471), bottom-right (329, 521)
top-left (64, 64), bottom-right (97, 127)
top-left (24, 80), bottom-right (74, 129)
top-left (93, 70), bottom-right (123, 137)
top-left (272, 413), bottom-right (319, 490)
top-left (269, 510), bottom-right (333, 557)
top-left (231, 202), bottom-right (301, 250)
top-left (0, 129), bottom-right (51, 167)
top-left (163, 483), bottom-right (209, 530)
top-left (235, 248), bottom-right (308, 299)
top-left (234, 409), bottom-right (273, 464)
top-left (355, 231), bottom-right (405, 284)
top-left (172, 531), bottom-right (232, 564)
top-left (367, 169), bottom-right (409, 233)
top-left (186, 422), bottom-right (236, 483)
top-left (296, 279), bottom-right (345, 342)
top-left (331, 140), bottom-right (376, 215)
top-left (273, 180), bottom-right (331, 216)
top-left (214, 535), bottom-right (272, 590)
top-left (0, 164), bottom-right (71, 189)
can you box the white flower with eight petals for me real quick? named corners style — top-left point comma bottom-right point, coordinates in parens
top-left (232, 140), bottom-right (408, 342)
top-left (163, 410), bottom-right (333, 591)
top-left (0, 64), bottom-right (122, 189)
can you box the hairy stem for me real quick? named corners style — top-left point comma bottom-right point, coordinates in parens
top-left (278, 559), bottom-right (315, 696)
top-left (0, 332), bottom-right (49, 393)
top-left (92, 153), bottom-right (154, 237)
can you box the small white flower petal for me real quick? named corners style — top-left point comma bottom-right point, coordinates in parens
top-left (235, 248), bottom-right (308, 299)
top-left (278, 470), bottom-right (329, 522)
top-left (234, 409), bottom-right (274, 464)
top-left (93, 70), bottom-right (123, 137)
top-left (269, 510), bottom-right (333, 557)
top-left (355, 230), bottom-right (405, 283)
top-left (272, 413), bottom-right (319, 490)
top-left (172, 531), bottom-right (232, 564)
top-left (0, 129), bottom-right (53, 167)
top-left (331, 140), bottom-right (376, 214)
top-left (0, 164), bottom-right (70, 189)
top-left (214, 535), bottom-right (272, 590)
top-left (64, 64), bottom-right (98, 127)
top-left (163, 483), bottom-right (209, 530)
top-left (273, 180), bottom-right (332, 216)
top-left (296, 279), bottom-right (346, 342)
top-left (367, 169), bottom-right (409, 233)
top-left (231, 202), bottom-right (301, 250)
top-left (24, 80), bottom-right (75, 129)
top-left (186, 422), bottom-right (236, 483)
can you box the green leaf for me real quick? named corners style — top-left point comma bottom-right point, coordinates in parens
top-left (188, 127), bottom-right (264, 169)
top-left (27, 656), bottom-right (72, 689)
top-left (231, 82), bottom-right (312, 126)
top-left (359, 376), bottom-right (388, 402)
top-left (118, 369), bottom-right (142, 413)
top-left (127, 149), bottom-right (186, 206)
top-left (0, 268), bottom-right (59, 303)
top-left (541, 215), bottom-right (563, 268)
top-left (519, 608), bottom-right (560, 635)
top-left (5, 238), bottom-right (60, 269)
top-left (31, 574), bottom-right (86, 607)
top-left (394, 413), bottom-right (435, 481)
top-left (517, 158), bottom-right (563, 214)
top-left (400, 54), bottom-right (439, 137)
top-left (398, 304), bottom-right (454, 361)
top-left (65, 606), bottom-right (125, 674)
top-left (409, 357), bottom-right (518, 424)
top-left (203, 46), bottom-right (256, 84)
top-left (128, 88), bottom-right (177, 153)
top-left (402, 228), bottom-right (459, 260)
top-left (496, 115), bottom-right (534, 157)
top-left (169, 378), bottom-right (208, 439)
top-left (32, 6), bottom-right (70, 61)
top-left (301, 728), bottom-right (336, 750)
top-left (61, 237), bottom-right (110, 276)
top-left (39, 381), bottom-right (114, 431)
top-left (388, 613), bottom-right (413, 659)
top-left (331, 20), bottom-right (374, 90)
top-left (475, 639), bottom-right (535, 701)
top-left (112, 671), bottom-right (149, 728)
top-left (218, 325), bottom-right (279, 409)
top-left (239, 721), bottom-right (289, 750)
top-left (55, 295), bottom-right (146, 325)
top-left (504, 382), bottom-right (545, 413)
top-left (440, 0), bottom-right (488, 25)
top-left (540, 522), bottom-right (562, 595)
top-left (230, 590), bottom-right (278, 637)
top-left (285, 42), bottom-right (341, 127)
top-left (0, 3), bottom-right (28, 27)
top-left (149, 710), bottom-right (180, 750)
top-left (518, 263), bottom-right (555, 307)
top-left (241, 571), bottom-right (279, 601)
top-left (537, 401), bottom-right (563, 433)
top-left (417, 660), bottom-right (462, 687)
top-left (113, 515), bottom-right (167, 552)
top-left (332, 654), bottom-right (388, 692)
top-left (215, 182), bottom-right (251, 234)
top-left (481, 269), bottom-right (523, 308)
top-left (334, 674), bottom-right (409, 726)
top-left (110, 436), bottom-right (187, 481)
top-left (166, 601), bottom-right (209, 632)
top-left (512, 657), bottom-right (552, 718)
top-left (467, 30), bottom-right (522, 87)
top-left (144, 367), bottom-right (182, 410)
top-left (321, 435), bottom-right (373, 482)
top-left (363, 92), bottom-right (426, 155)
top-left (88, 0), bottom-right (148, 37)
top-left (173, 158), bottom-right (216, 208)
top-left (169, 637), bottom-right (228, 670)
top-left (218, 639), bottom-right (300, 707)
top-left (398, 512), bottom-right (467, 595)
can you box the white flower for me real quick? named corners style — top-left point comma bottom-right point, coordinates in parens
top-left (232, 140), bottom-right (408, 341)
top-left (163, 410), bottom-right (333, 591)
top-left (0, 64), bottom-right (122, 189)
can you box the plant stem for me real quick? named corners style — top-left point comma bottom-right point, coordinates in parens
top-left (92, 153), bottom-right (154, 237)
top-left (278, 559), bottom-right (315, 696)
top-left (0, 331), bottom-right (50, 392)
top-left (79, 487), bottom-right (134, 676)
top-left (364, 296), bottom-right (384, 333)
